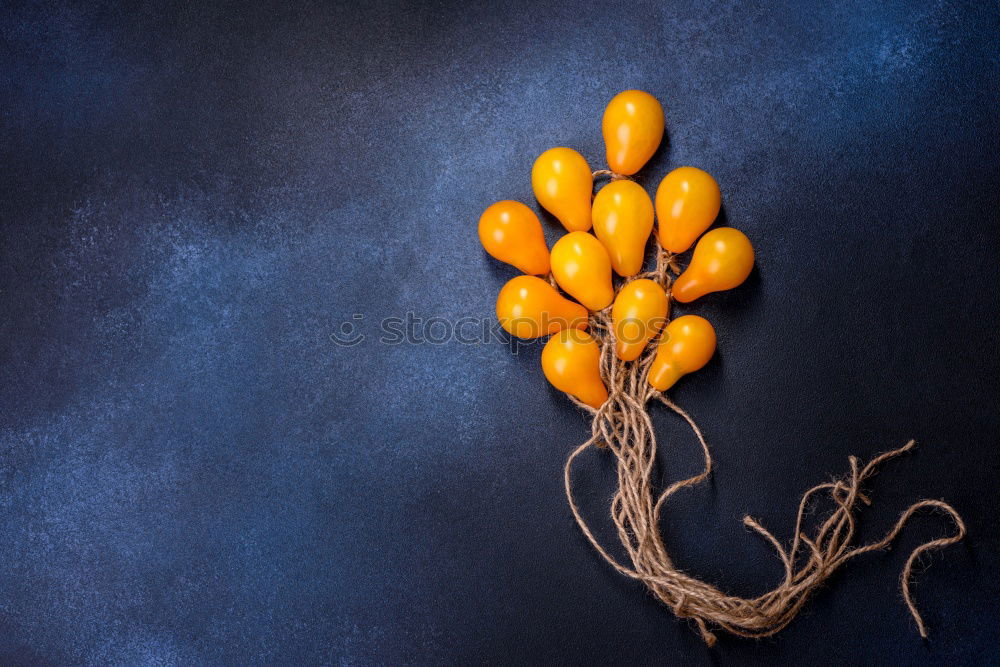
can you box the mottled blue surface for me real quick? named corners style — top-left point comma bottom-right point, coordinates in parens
top-left (2, 0), bottom-right (998, 664)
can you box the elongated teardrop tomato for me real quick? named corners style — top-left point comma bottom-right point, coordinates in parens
top-left (602, 90), bottom-right (665, 175)
top-left (478, 201), bottom-right (550, 275)
top-left (531, 147), bottom-right (593, 232)
top-left (496, 275), bottom-right (588, 339)
top-left (592, 180), bottom-right (653, 277)
top-left (542, 328), bottom-right (608, 409)
top-left (655, 166), bottom-right (721, 253)
top-left (550, 232), bottom-right (614, 311)
top-left (611, 279), bottom-right (669, 361)
top-left (672, 228), bottom-right (754, 303)
top-left (647, 315), bottom-right (716, 391)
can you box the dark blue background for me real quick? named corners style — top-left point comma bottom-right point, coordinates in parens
top-left (2, 0), bottom-right (998, 664)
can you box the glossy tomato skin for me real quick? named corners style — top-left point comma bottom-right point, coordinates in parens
top-left (532, 147), bottom-right (593, 232)
top-left (550, 232), bottom-right (615, 312)
top-left (655, 166), bottom-right (721, 253)
top-left (672, 228), bottom-right (754, 303)
top-left (612, 279), bottom-right (669, 362)
top-left (478, 201), bottom-right (550, 275)
top-left (648, 315), bottom-right (717, 391)
top-left (592, 180), bottom-right (653, 277)
top-left (542, 328), bottom-right (608, 409)
top-left (602, 90), bottom-right (665, 176)
top-left (496, 275), bottom-right (588, 339)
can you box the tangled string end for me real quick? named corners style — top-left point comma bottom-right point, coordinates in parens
top-left (561, 255), bottom-right (966, 643)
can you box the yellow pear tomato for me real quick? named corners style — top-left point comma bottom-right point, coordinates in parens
top-left (478, 201), bottom-right (550, 275)
top-left (496, 275), bottom-right (588, 339)
top-left (532, 147), bottom-right (593, 232)
top-left (647, 315), bottom-right (717, 391)
top-left (591, 180), bottom-right (653, 277)
top-left (542, 328), bottom-right (608, 409)
top-left (611, 279), bottom-right (669, 362)
top-left (550, 232), bottom-right (615, 311)
top-left (602, 90), bottom-right (665, 176)
top-left (655, 166), bottom-right (721, 253)
top-left (671, 228), bottom-right (754, 303)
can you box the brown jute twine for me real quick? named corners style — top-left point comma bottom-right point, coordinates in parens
top-left (561, 213), bottom-right (966, 645)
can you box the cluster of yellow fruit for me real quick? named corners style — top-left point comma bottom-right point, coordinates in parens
top-left (479, 91), bottom-right (755, 409)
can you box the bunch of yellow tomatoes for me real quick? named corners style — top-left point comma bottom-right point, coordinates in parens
top-left (479, 91), bottom-right (755, 410)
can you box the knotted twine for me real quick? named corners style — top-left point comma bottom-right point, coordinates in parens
top-left (562, 174), bottom-right (966, 645)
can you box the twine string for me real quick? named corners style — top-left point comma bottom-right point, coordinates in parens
top-left (561, 239), bottom-right (966, 645)
top-left (592, 169), bottom-right (632, 182)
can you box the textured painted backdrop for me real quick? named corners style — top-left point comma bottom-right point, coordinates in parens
top-left (2, 0), bottom-right (998, 664)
